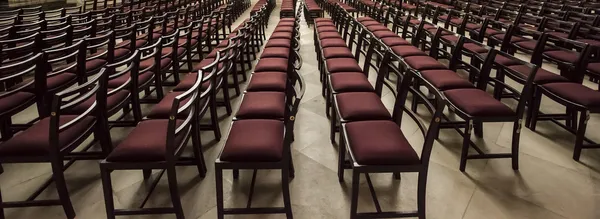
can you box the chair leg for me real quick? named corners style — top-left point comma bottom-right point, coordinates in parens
top-left (417, 170), bottom-right (427, 219)
top-left (233, 169), bottom-right (239, 179)
top-left (282, 166), bottom-right (293, 219)
top-left (208, 94), bottom-right (222, 141)
top-left (338, 131), bottom-right (346, 182)
top-left (191, 124), bottom-right (207, 177)
top-left (221, 85), bottom-right (233, 116)
top-left (166, 166), bottom-right (184, 219)
top-left (573, 111), bottom-right (589, 161)
top-left (330, 110), bottom-right (338, 144)
top-left (473, 120), bottom-right (483, 138)
top-left (529, 89), bottom-right (543, 131)
top-left (511, 119), bottom-right (522, 170)
top-left (51, 159), bottom-right (76, 219)
top-left (215, 165), bottom-right (225, 219)
top-left (100, 167), bottom-right (116, 219)
top-left (350, 171), bottom-right (360, 219)
top-left (459, 121), bottom-right (472, 172)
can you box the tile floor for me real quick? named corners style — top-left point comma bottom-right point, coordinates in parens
top-left (1, 1), bottom-right (600, 218)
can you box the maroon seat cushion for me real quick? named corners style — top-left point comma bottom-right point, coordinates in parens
top-left (270, 32), bottom-right (293, 39)
top-left (274, 26), bottom-right (294, 33)
top-left (108, 71), bottom-right (154, 88)
top-left (577, 38), bottom-right (600, 47)
top-left (0, 116), bottom-right (95, 157)
top-left (588, 62), bottom-right (600, 75)
top-left (491, 34), bottom-right (528, 43)
top-left (542, 82), bottom-right (600, 108)
top-left (114, 48), bottom-right (131, 59)
top-left (106, 119), bottom-right (186, 162)
top-left (140, 57), bottom-right (172, 70)
top-left (357, 17), bottom-right (374, 22)
top-left (367, 25), bottom-right (389, 32)
top-left (404, 56), bottom-right (447, 70)
top-left (236, 92), bottom-right (286, 119)
top-left (261, 47), bottom-right (291, 59)
top-left (247, 72), bottom-right (287, 92)
top-left (161, 47), bottom-right (186, 57)
top-left (444, 88), bottom-right (515, 117)
top-left (463, 43), bottom-right (489, 54)
top-left (543, 50), bottom-right (579, 64)
top-left (0, 92), bottom-right (35, 114)
top-left (373, 30), bottom-right (398, 38)
top-left (326, 58), bottom-right (362, 73)
top-left (146, 92), bottom-right (193, 119)
top-left (547, 31), bottom-right (569, 39)
top-left (255, 58), bottom-right (289, 72)
top-left (335, 92), bottom-right (391, 120)
top-left (318, 32), bottom-right (343, 40)
top-left (76, 59), bottom-right (106, 73)
top-left (320, 38), bottom-right (348, 48)
top-left (508, 65), bottom-right (569, 84)
top-left (465, 23), bottom-right (481, 30)
top-left (361, 20), bottom-right (382, 26)
top-left (345, 120), bottom-right (420, 165)
top-left (323, 47), bottom-right (354, 59)
top-left (381, 37), bottom-right (410, 46)
top-left (173, 72), bottom-right (211, 91)
top-left (391, 45), bottom-right (427, 57)
top-left (420, 70), bottom-right (475, 90)
top-left (494, 55), bottom-right (521, 66)
top-left (315, 18), bottom-right (332, 23)
top-left (317, 26), bottom-right (338, 33)
top-left (116, 39), bottom-right (148, 49)
top-left (66, 90), bottom-right (131, 114)
top-left (26, 72), bottom-right (77, 92)
top-left (266, 39), bottom-right (292, 48)
top-left (220, 119), bottom-right (284, 162)
top-left (316, 22), bottom-right (335, 27)
top-left (330, 72), bottom-right (374, 93)
top-left (514, 40), bottom-right (539, 51)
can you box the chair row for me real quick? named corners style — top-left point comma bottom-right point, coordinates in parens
top-left (313, 9), bottom-right (444, 218)
top-left (304, 0), bottom-right (325, 25)
top-left (215, 8), bottom-right (304, 219)
top-left (281, 0), bottom-right (297, 18)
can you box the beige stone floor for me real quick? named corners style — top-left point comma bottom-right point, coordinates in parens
top-left (1, 1), bottom-right (600, 218)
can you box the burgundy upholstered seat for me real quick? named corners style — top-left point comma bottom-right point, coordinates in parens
top-left (173, 72), bottom-right (210, 91)
top-left (330, 73), bottom-right (374, 92)
top-left (0, 116), bottom-right (95, 157)
top-left (108, 71), bottom-right (154, 88)
top-left (542, 82), bottom-right (600, 108)
top-left (367, 25), bottom-right (390, 32)
top-left (345, 120), bottom-right (420, 165)
top-left (25, 73), bottom-right (77, 92)
top-left (116, 39), bottom-right (148, 49)
top-left (404, 56), bottom-right (447, 70)
top-left (220, 119), bottom-right (284, 162)
top-left (326, 58), bottom-right (363, 72)
top-left (261, 47), bottom-right (291, 59)
top-left (317, 26), bottom-right (338, 32)
top-left (420, 70), bottom-right (475, 90)
top-left (543, 50), bottom-right (580, 63)
top-left (373, 31), bottom-right (398, 38)
top-left (444, 88), bottom-right (515, 117)
top-left (322, 47), bottom-right (354, 59)
top-left (320, 38), bottom-right (348, 48)
top-left (335, 92), bottom-right (391, 120)
top-left (318, 32), bottom-right (343, 39)
top-left (247, 72), bottom-right (287, 92)
top-left (236, 92), bottom-right (286, 119)
top-left (146, 92), bottom-right (192, 119)
top-left (161, 47), bottom-right (186, 57)
top-left (266, 39), bottom-right (292, 48)
top-left (0, 92), bottom-right (35, 113)
top-left (391, 45), bottom-right (427, 57)
top-left (381, 37), bottom-right (410, 46)
top-left (255, 58), bottom-right (289, 72)
top-left (106, 119), bottom-right (185, 162)
top-left (508, 65), bottom-right (569, 84)
top-left (274, 26), bottom-right (294, 32)
top-left (270, 32), bottom-right (293, 39)
top-left (462, 43), bottom-right (489, 53)
top-left (139, 57), bottom-right (172, 70)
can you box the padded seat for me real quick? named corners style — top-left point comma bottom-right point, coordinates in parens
top-left (161, 47), bottom-right (186, 57)
top-left (116, 39), bottom-right (147, 49)
top-left (463, 43), bottom-right (488, 53)
top-left (373, 31), bottom-right (398, 38)
top-left (220, 119), bottom-right (284, 162)
top-left (0, 92), bottom-right (35, 114)
top-left (106, 119), bottom-right (185, 162)
top-left (26, 73), bottom-right (77, 92)
top-left (266, 39), bottom-right (292, 48)
top-left (404, 56), bottom-right (447, 70)
top-left (357, 17), bottom-right (374, 22)
top-left (508, 65), bottom-right (569, 84)
top-left (270, 32), bottom-right (293, 39)
top-left (335, 92), bottom-right (391, 120)
top-left (146, 92), bottom-right (192, 119)
top-left (514, 40), bottom-right (539, 51)
top-left (108, 71), bottom-right (154, 88)
top-left (114, 48), bottom-right (132, 59)
top-left (274, 26), bottom-right (294, 33)
top-left (391, 45), bottom-right (427, 57)
top-left (588, 62), bottom-right (600, 74)
top-left (444, 88), bottom-right (515, 117)
top-left (236, 92), bottom-right (286, 119)
top-left (464, 23), bottom-right (481, 30)
top-left (345, 120), bottom-right (420, 165)
top-left (547, 31), bottom-right (569, 39)
top-left (326, 58), bottom-right (362, 72)
top-left (542, 82), bottom-right (600, 108)
top-left (261, 47), bottom-right (290, 59)
top-left (381, 37), bottom-right (410, 46)
top-left (318, 32), bottom-right (342, 39)
top-left (491, 34), bottom-right (528, 43)
top-left (255, 58), bottom-right (289, 72)
top-left (192, 58), bottom-right (216, 71)
top-left (543, 50), bottom-right (579, 63)
top-left (361, 20), bottom-right (382, 26)
top-left (316, 22), bottom-right (335, 27)
top-left (247, 72), bottom-right (287, 92)
top-left (577, 38), bottom-right (600, 47)
top-left (173, 72), bottom-right (210, 91)
top-left (318, 26), bottom-right (338, 32)
top-left (320, 38), bottom-right (347, 48)
top-left (140, 57), bottom-right (172, 70)
top-left (322, 47), bottom-right (354, 59)
top-left (66, 90), bottom-right (131, 114)
top-left (0, 115), bottom-right (95, 157)
top-left (330, 73), bottom-right (374, 92)
top-left (77, 59), bottom-right (107, 73)
top-left (494, 55), bottom-right (520, 66)
top-left (420, 70), bottom-right (475, 90)
top-left (367, 25), bottom-right (389, 32)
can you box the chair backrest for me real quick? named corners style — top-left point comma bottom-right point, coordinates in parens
top-left (430, 28), bottom-right (464, 68)
top-left (0, 32), bottom-right (41, 65)
top-left (0, 52), bottom-right (42, 98)
top-left (491, 50), bottom-right (538, 118)
top-left (532, 33), bottom-right (591, 83)
top-left (40, 40), bottom-right (86, 89)
top-left (105, 49), bottom-right (140, 101)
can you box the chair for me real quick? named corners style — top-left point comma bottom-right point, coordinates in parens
top-left (0, 67), bottom-right (111, 219)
